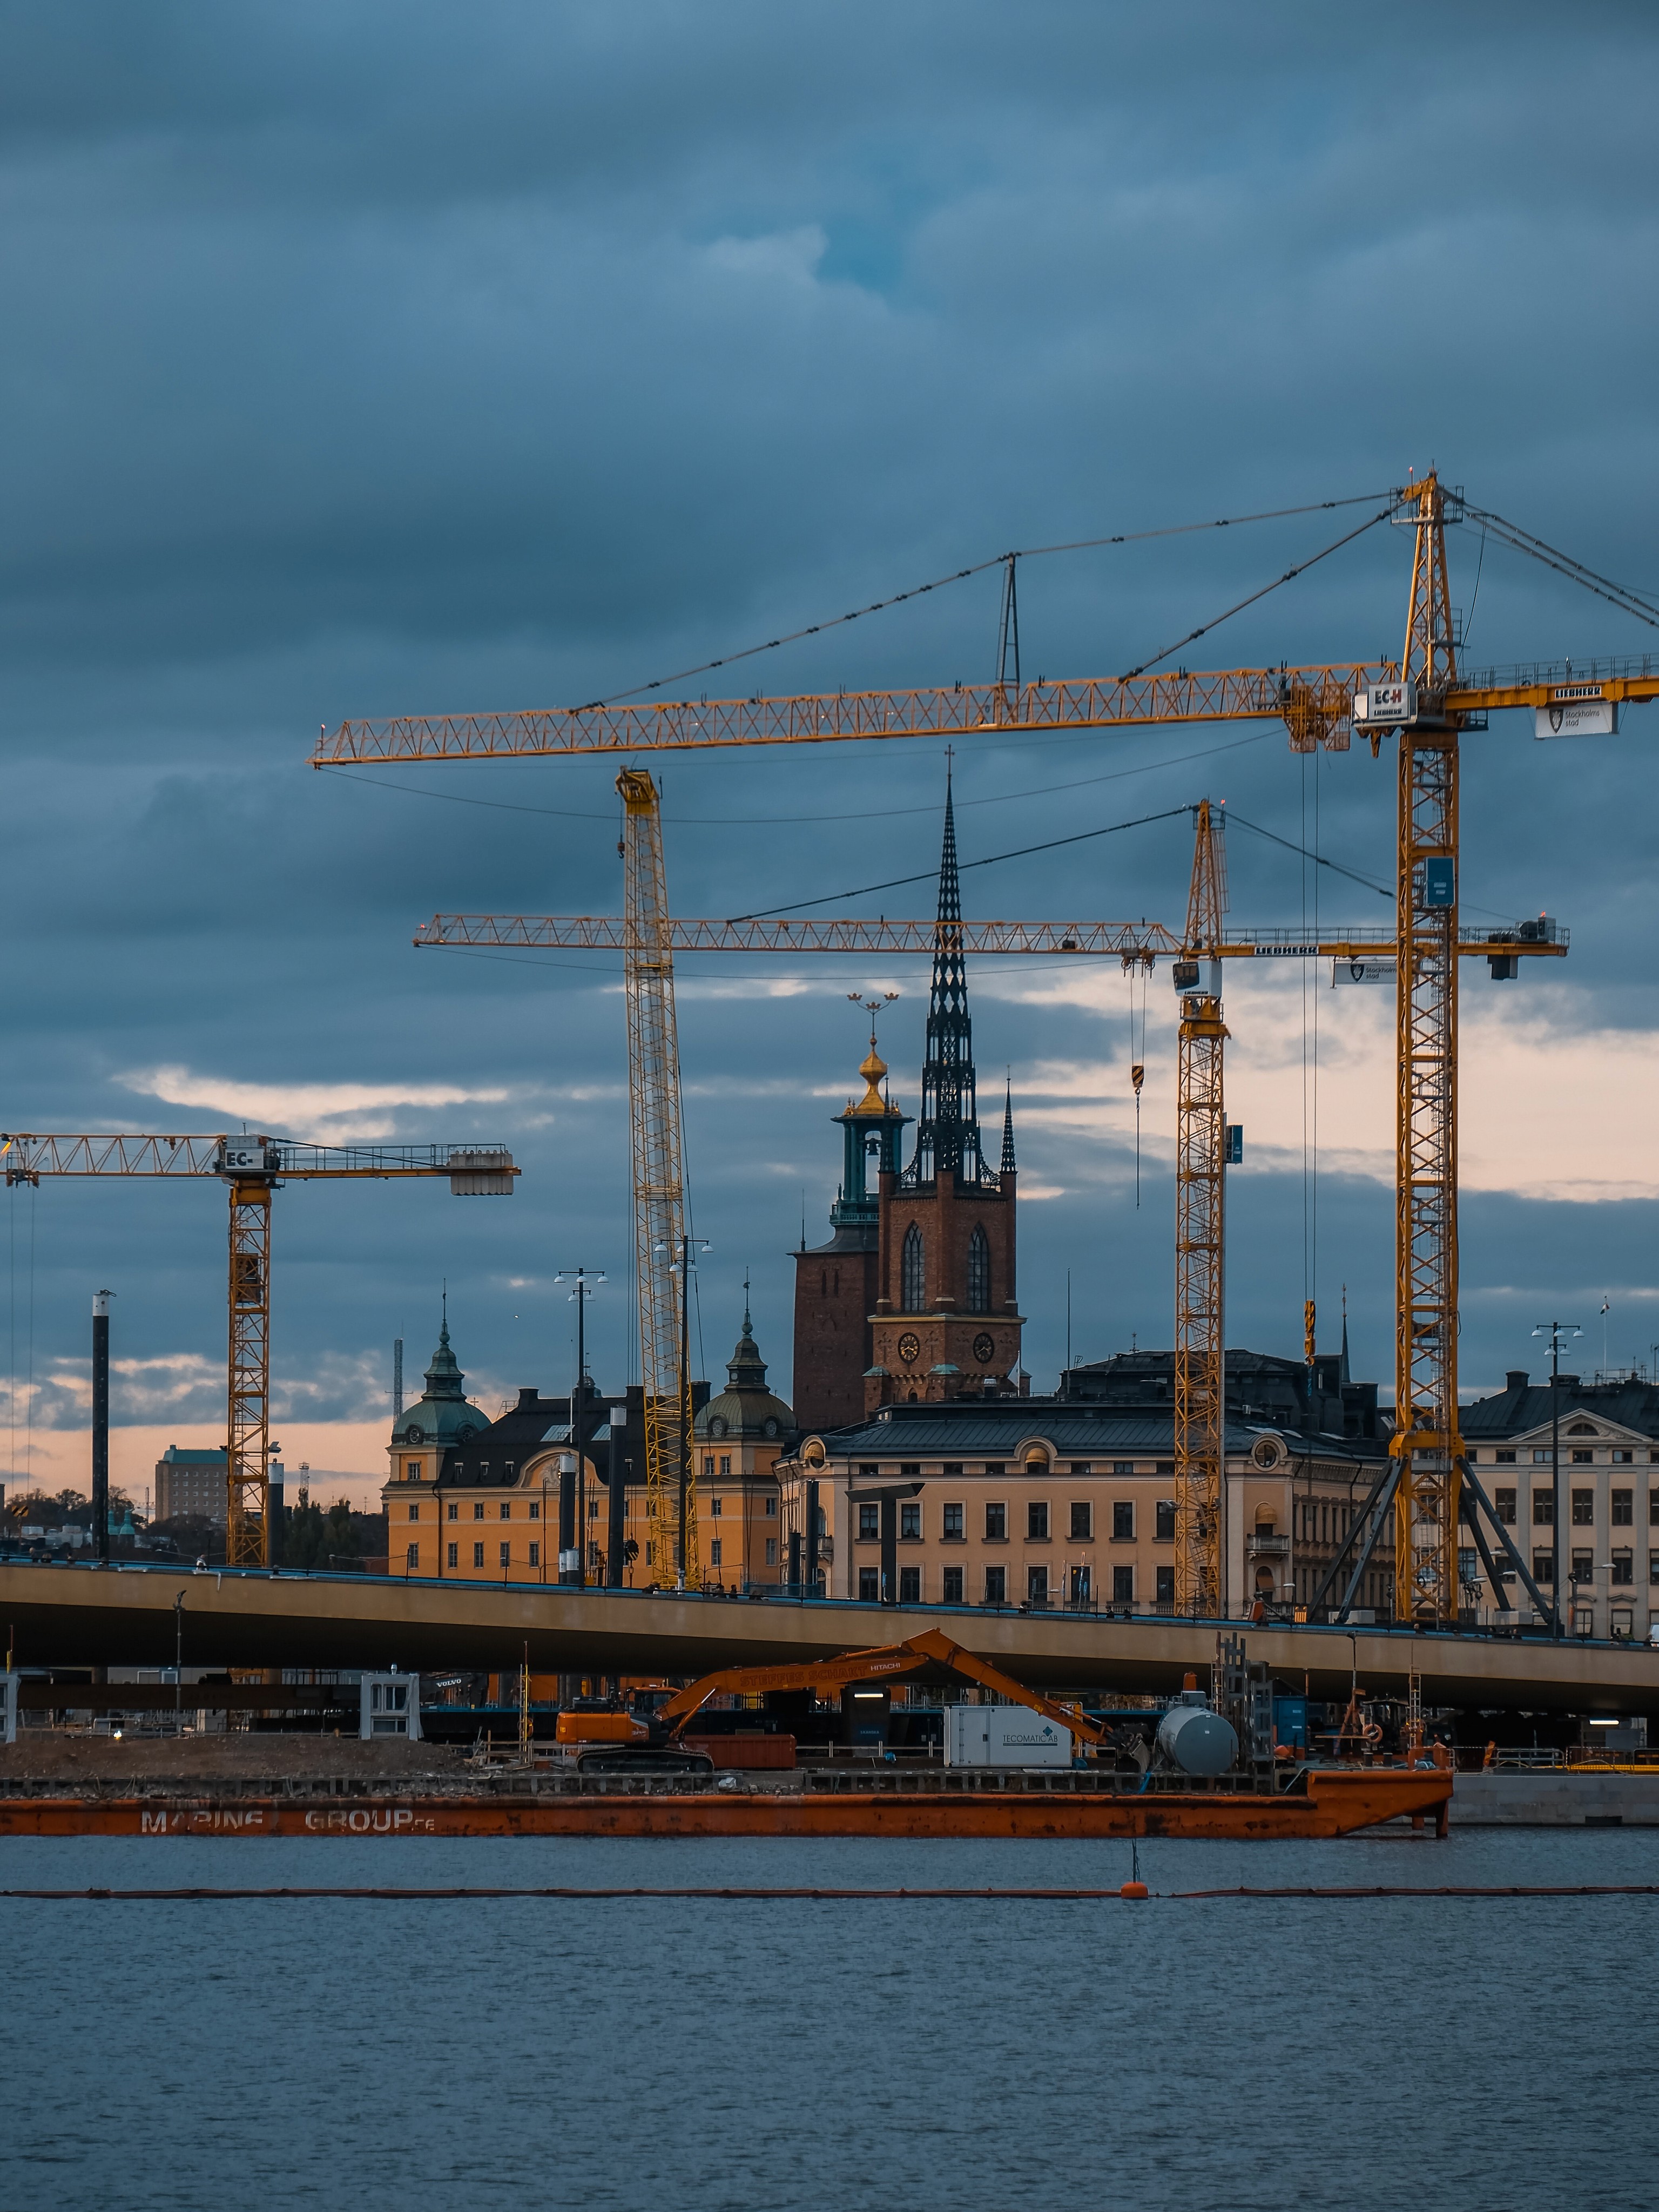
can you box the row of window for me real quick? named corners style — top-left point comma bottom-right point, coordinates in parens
top-left (406, 1500), bottom-right (547, 1522)
top-left (708, 1538), bottom-right (779, 1568)
top-left (1484, 1447), bottom-right (1656, 1464)
top-left (695, 1482), bottom-right (779, 1516)
top-left (424, 1541), bottom-right (541, 1569)
top-left (1297, 1501), bottom-right (1361, 1542)
top-left (1493, 1488), bottom-right (1651, 1526)
top-left (855, 1460), bottom-right (1177, 1481)
top-left (409, 1491), bottom-right (781, 1526)
top-left (853, 1499), bottom-right (1178, 1543)
top-left (415, 1538), bottom-right (792, 1574)
top-left (856, 1563), bottom-right (1174, 1607)
top-left (1513, 1549), bottom-right (1653, 1586)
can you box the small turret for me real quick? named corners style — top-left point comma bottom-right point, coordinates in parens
top-left (832, 1031), bottom-right (909, 1233)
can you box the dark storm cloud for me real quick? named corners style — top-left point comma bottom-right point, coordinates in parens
top-left (1, 1), bottom-right (1657, 1441)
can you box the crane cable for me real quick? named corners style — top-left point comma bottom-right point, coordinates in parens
top-left (727, 802), bottom-right (1192, 921)
top-left (1460, 504), bottom-right (1659, 629)
top-left (25, 1187), bottom-right (34, 1486)
top-left (6, 1188), bottom-right (12, 1487)
top-left (577, 491), bottom-right (1397, 709)
top-left (1129, 961), bottom-right (1147, 1210)
top-left (1116, 505), bottom-right (1395, 681)
top-left (1299, 749), bottom-right (1321, 1368)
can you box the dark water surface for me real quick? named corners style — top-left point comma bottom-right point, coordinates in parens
top-left (3, 1826), bottom-right (1655, 2211)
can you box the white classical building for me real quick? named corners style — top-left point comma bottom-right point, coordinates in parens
top-left (1463, 1371), bottom-right (1659, 1641)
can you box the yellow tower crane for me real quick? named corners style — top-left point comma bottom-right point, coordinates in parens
top-left (616, 769), bottom-right (700, 1589)
top-left (320, 473), bottom-right (1655, 1622)
top-left (0, 1133), bottom-right (516, 1564)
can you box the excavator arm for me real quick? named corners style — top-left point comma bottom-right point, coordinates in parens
top-left (899, 1629), bottom-right (1110, 1748)
top-left (659, 1626), bottom-right (1109, 1749)
top-left (658, 1641), bottom-right (933, 1733)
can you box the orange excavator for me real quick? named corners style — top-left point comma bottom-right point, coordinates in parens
top-left (556, 1627), bottom-right (1112, 1770)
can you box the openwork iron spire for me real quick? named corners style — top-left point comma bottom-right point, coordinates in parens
top-left (1000, 1078), bottom-right (1016, 1177)
top-left (906, 766), bottom-right (990, 1185)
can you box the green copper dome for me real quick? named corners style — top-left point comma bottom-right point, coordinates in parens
top-left (394, 1317), bottom-right (485, 1449)
top-left (695, 1298), bottom-right (795, 1445)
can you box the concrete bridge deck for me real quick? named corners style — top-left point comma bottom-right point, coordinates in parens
top-left (5, 1562), bottom-right (1657, 1714)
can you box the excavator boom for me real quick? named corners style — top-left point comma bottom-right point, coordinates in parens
top-left (660, 1627), bottom-right (1108, 1748)
top-left (657, 1641), bottom-right (932, 1727)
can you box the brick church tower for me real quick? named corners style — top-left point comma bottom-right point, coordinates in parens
top-left (792, 774), bottom-right (1024, 1430)
top-left (867, 773), bottom-right (1023, 1408)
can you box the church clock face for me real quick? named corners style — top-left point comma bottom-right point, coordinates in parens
top-left (896, 1331), bottom-right (921, 1366)
top-left (972, 1332), bottom-right (996, 1365)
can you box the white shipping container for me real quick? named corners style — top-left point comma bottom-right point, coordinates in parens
top-left (943, 1704), bottom-right (1072, 1767)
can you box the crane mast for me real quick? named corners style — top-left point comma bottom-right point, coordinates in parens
top-left (617, 770), bottom-right (699, 1589)
top-left (1174, 801), bottom-right (1228, 1616)
top-left (226, 1172), bottom-right (273, 1564)
top-left (1393, 476), bottom-right (1462, 1621)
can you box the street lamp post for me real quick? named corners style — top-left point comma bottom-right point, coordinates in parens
top-left (656, 1236), bottom-right (710, 1588)
top-left (553, 1268), bottom-right (605, 1587)
top-left (1532, 1320), bottom-right (1581, 1640)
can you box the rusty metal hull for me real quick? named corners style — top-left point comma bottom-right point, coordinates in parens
top-left (0, 1771), bottom-right (1449, 1840)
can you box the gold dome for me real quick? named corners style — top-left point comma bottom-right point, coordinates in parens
top-left (852, 1044), bottom-right (889, 1116)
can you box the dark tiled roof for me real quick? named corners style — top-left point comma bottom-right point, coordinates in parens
top-left (812, 1399), bottom-right (1381, 1465)
top-left (1463, 1376), bottom-right (1659, 1441)
top-left (443, 1388), bottom-right (611, 1486)
top-left (800, 1224), bottom-right (878, 1256)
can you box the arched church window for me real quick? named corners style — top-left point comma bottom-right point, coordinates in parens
top-left (901, 1224), bottom-right (926, 1312)
top-left (967, 1224), bottom-right (990, 1313)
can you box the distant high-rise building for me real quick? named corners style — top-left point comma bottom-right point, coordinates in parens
top-left (154, 1446), bottom-right (228, 1525)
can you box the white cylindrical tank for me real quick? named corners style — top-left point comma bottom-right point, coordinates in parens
top-left (1156, 1691), bottom-right (1238, 1777)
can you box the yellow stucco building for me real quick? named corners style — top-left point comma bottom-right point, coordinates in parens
top-left (380, 1320), bottom-right (602, 1585)
top-left (380, 1305), bottom-right (798, 1593)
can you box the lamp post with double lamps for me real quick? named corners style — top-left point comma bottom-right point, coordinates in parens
top-left (552, 1269), bottom-right (605, 1586)
top-left (656, 1236), bottom-right (710, 1589)
top-left (1532, 1320), bottom-right (1582, 1640)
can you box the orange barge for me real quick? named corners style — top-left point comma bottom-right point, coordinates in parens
top-left (0, 1768), bottom-right (1450, 1840)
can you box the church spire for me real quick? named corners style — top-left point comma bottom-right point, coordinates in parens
top-left (1000, 1077), bottom-right (1016, 1177)
top-left (907, 760), bottom-right (987, 1185)
top-left (422, 1305), bottom-right (466, 1402)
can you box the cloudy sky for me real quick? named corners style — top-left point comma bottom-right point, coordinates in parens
top-left (4, 2), bottom-right (1657, 1505)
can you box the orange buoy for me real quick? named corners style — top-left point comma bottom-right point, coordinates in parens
top-left (1120, 1880), bottom-right (1149, 1900)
